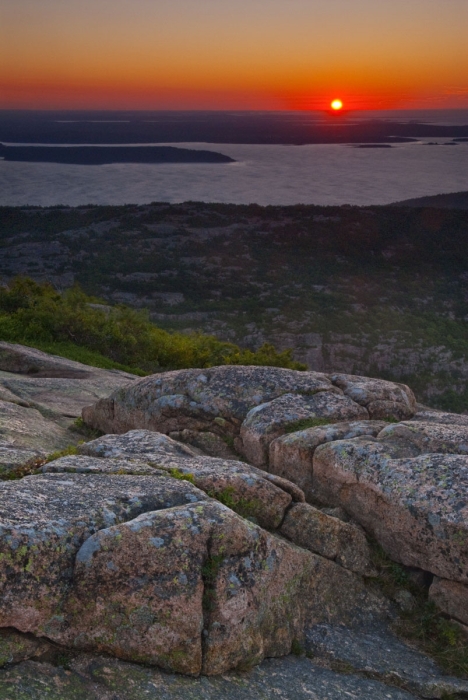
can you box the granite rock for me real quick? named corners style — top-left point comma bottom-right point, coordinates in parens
top-left (330, 374), bottom-right (416, 420)
top-left (378, 420), bottom-right (468, 455)
top-left (239, 392), bottom-right (368, 466)
top-left (0, 473), bottom-right (207, 633)
top-left (79, 430), bottom-right (298, 529)
top-left (305, 623), bottom-right (468, 698)
top-left (82, 365), bottom-right (334, 436)
top-left (429, 577), bottom-right (468, 626)
top-left (313, 440), bottom-right (468, 582)
top-left (279, 502), bottom-right (375, 576)
top-left (0, 654), bottom-right (421, 699)
top-left (269, 420), bottom-right (386, 501)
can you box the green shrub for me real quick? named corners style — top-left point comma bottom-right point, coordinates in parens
top-left (0, 277), bottom-right (306, 374)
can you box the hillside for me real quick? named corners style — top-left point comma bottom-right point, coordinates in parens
top-left (0, 202), bottom-right (467, 410)
top-left (392, 191), bottom-right (468, 209)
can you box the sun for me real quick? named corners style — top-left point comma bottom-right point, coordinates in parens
top-left (331, 99), bottom-right (343, 111)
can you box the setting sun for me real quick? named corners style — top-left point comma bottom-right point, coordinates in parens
top-left (331, 99), bottom-right (343, 110)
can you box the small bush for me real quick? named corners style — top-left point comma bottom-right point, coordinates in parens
top-left (0, 277), bottom-right (306, 374)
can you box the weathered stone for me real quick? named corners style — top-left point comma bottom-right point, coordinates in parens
top-left (60, 502), bottom-right (227, 674)
top-left (305, 623), bottom-right (468, 698)
top-left (169, 429), bottom-right (238, 459)
top-left (0, 342), bottom-right (131, 383)
top-left (330, 374), bottom-right (416, 420)
top-left (0, 343), bottom-right (137, 471)
top-left (0, 654), bottom-right (421, 700)
top-left (60, 502), bottom-right (312, 675)
top-left (41, 455), bottom-right (165, 476)
top-left (279, 503), bottom-right (375, 576)
top-left (0, 399), bottom-right (71, 459)
top-left (411, 410), bottom-right (468, 427)
top-left (0, 446), bottom-right (41, 472)
top-left (0, 660), bottom-right (93, 700)
top-left (240, 393), bottom-right (368, 466)
top-left (429, 577), bottom-right (468, 626)
top-left (79, 429), bottom-right (198, 459)
top-left (82, 365), bottom-right (335, 435)
top-left (0, 473), bottom-right (207, 633)
top-left (202, 532), bottom-right (387, 675)
top-left (378, 420), bottom-right (468, 455)
top-left (0, 628), bottom-right (52, 667)
top-left (269, 421), bottom-right (386, 501)
top-left (0, 371), bottom-right (132, 423)
top-left (80, 430), bottom-right (296, 529)
top-left (313, 439), bottom-right (468, 582)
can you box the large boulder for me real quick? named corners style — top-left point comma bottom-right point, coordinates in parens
top-left (329, 374), bottom-right (416, 420)
top-left (279, 502), bottom-right (375, 576)
top-left (0, 473), bottom-right (207, 633)
top-left (269, 420), bottom-right (386, 501)
top-left (81, 367), bottom-right (416, 466)
top-left (0, 471), bottom-right (385, 675)
top-left (312, 440), bottom-right (468, 583)
top-left (78, 430), bottom-right (302, 529)
top-left (239, 392), bottom-right (368, 467)
top-left (82, 365), bottom-right (335, 436)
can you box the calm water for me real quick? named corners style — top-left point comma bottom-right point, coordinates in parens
top-left (1, 139), bottom-right (467, 207)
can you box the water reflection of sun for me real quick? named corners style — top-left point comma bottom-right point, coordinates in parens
top-left (331, 99), bottom-right (343, 110)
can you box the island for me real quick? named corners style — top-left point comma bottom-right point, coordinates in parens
top-left (0, 144), bottom-right (235, 165)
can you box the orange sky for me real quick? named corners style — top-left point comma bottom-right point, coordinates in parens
top-left (1, 0), bottom-right (467, 110)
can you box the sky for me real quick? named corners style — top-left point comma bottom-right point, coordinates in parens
top-left (1, 0), bottom-right (468, 111)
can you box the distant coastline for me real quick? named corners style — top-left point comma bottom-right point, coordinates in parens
top-left (1, 110), bottom-right (468, 146)
top-left (0, 144), bottom-right (234, 165)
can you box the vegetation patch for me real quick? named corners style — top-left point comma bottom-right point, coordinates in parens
top-left (202, 553), bottom-right (225, 612)
top-left (208, 486), bottom-right (261, 523)
top-left (0, 277), bottom-right (305, 374)
top-left (69, 417), bottom-right (103, 440)
top-left (167, 468), bottom-right (195, 484)
top-left (284, 417), bottom-right (332, 433)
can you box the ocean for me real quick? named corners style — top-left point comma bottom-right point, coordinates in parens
top-left (1, 110), bottom-right (467, 207)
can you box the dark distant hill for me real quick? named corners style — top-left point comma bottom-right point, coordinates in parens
top-left (0, 144), bottom-right (234, 165)
top-left (0, 202), bottom-right (467, 411)
top-left (391, 191), bottom-right (468, 210)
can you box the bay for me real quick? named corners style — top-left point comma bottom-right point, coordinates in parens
top-left (0, 139), bottom-right (467, 207)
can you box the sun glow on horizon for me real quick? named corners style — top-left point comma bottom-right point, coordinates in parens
top-left (331, 99), bottom-right (343, 111)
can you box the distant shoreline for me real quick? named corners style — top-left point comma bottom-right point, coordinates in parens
top-left (1, 111), bottom-right (467, 146)
top-left (0, 144), bottom-right (235, 165)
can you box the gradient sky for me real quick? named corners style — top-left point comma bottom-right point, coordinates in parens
top-left (1, 0), bottom-right (467, 111)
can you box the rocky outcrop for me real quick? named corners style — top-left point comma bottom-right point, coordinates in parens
top-left (269, 420), bottom-right (386, 501)
top-left (0, 342), bottom-right (135, 472)
top-left (0, 468), bottom-right (385, 675)
top-left (0, 653), bottom-right (423, 699)
top-left (80, 367), bottom-right (468, 632)
top-left (240, 391), bottom-right (368, 466)
top-left (279, 502), bottom-right (375, 576)
top-left (312, 444), bottom-right (468, 583)
top-left (1, 352), bottom-right (467, 694)
top-left (82, 366), bottom-right (415, 464)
